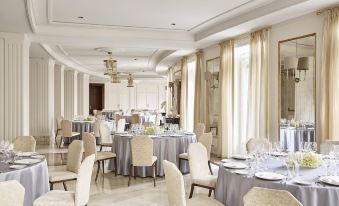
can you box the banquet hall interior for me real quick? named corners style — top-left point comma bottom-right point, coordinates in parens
top-left (1, 0), bottom-right (339, 206)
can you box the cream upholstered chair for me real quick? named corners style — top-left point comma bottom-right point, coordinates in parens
top-left (93, 120), bottom-right (103, 138)
top-left (194, 123), bottom-right (205, 140)
top-left (128, 135), bottom-right (157, 187)
top-left (246, 138), bottom-right (270, 153)
top-left (93, 109), bottom-right (98, 116)
top-left (34, 154), bottom-right (95, 206)
top-left (55, 116), bottom-right (64, 146)
top-left (99, 122), bottom-right (113, 151)
top-left (115, 113), bottom-right (121, 121)
top-left (83, 132), bottom-right (117, 180)
top-left (179, 133), bottom-right (214, 174)
top-left (13, 136), bottom-right (36, 152)
top-left (163, 160), bottom-right (223, 206)
top-left (117, 118), bottom-right (126, 133)
top-left (0, 180), bottom-right (25, 206)
top-left (131, 114), bottom-right (140, 124)
top-left (188, 142), bottom-right (217, 198)
top-left (243, 187), bottom-right (303, 206)
top-left (320, 140), bottom-right (339, 154)
top-left (49, 140), bottom-right (83, 190)
top-left (59, 120), bottom-right (80, 148)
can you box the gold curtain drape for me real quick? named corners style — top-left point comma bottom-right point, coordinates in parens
top-left (218, 40), bottom-right (234, 158)
top-left (247, 28), bottom-right (269, 140)
top-left (320, 7), bottom-right (339, 142)
top-left (166, 67), bottom-right (173, 115)
top-left (194, 51), bottom-right (204, 126)
top-left (180, 57), bottom-right (188, 130)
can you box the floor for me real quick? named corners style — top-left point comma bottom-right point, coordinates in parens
top-left (37, 144), bottom-right (221, 206)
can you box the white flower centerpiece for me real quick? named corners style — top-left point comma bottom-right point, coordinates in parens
top-left (288, 152), bottom-right (322, 168)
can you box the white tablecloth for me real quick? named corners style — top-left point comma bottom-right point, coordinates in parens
top-left (280, 127), bottom-right (315, 152)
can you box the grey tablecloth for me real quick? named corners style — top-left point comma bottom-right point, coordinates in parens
top-left (109, 134), bottom-right (196, 177)
top-left (280, 127), bottom-right (315, 152)
top-left (63, 121), bottom-right (95, 144)
top-left (0, 159), bottom-right (49, 206)
top-left (215, 159), bottom-right (339, 206)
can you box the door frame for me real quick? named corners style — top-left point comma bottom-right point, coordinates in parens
top-left (89, 83), bottom-right (105, 114)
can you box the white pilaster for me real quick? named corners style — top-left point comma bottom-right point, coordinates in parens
top-left (77, 73), bottom-right (90, 116)
top-left (64, 70), bottom-right (78, 120)
top-left (29, 58), bottom-right (55, 138)
top-left (0, 33), bottom-right (30, 142)
top-left (54, 65), bottom-right (65, 119)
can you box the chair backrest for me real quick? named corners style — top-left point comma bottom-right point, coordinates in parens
top-left (199, 133), bottom-right (213, 160)
top-left (131, 135), bottom-right (153, 166)
top-left (194, 123), bottom-right (205, 139)
top-left (93, 109), bottom-right (98, 116)
top-left (67, 140), bottom-right (84, 174)
top-left (93, 120), bottom-right (103, 137)
top-left (143, 122), bottom-right (154, 127)
top-left (115, 113), bottom-right (121, 121)
top-left (131, 114), bottom-right (140, 124)
top-left (117, 119), bottom-right (126, 132)
top-left (56, 116), bottom-right (64, 130)
top-left (155, 113), bottom-right (162, 126)
top-left (320, 140), bottom-right (339, 154)
top-left (13, 136), bottom-right (36, 152)
top-left (163, 160), bottom-right (186, 206)
top-left (82, 132), bottom-right (97, 158)
top-left (61, 120), bottom-right (73, 137)
top-left (243, 187), bottom-right (303, 206)
top-left (75, 154), bottom-right (95, 206)
top-left (100, 122), bottom-right (112, 144)
top-left (188, 143), bottom-right (210, 179)
top-left (246, 138), bottom-right (270, 153)
top-left (0, 180), bottom-right (25, 206)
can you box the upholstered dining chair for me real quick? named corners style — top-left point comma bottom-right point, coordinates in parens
top-left (55, 116), bottom-right (64, 146)
top-left (246, 138), bottom-right (270, 153)
top-left (128, 135), bottom-right (157, 187)
top-left (115, 113), bottom-right (121, 122)
top-left (93, 109), bottom-right (98, 116)
top-left (34, 154), bottom-right (95, 206)
top-left (163, 160), bottom-right (223, 206)
top-left (0, 180), bottom-right (25, 206)
top-left (131, 114), bottom-right (140, 124)
top-left (194, 123), bottom-right (205, 140)
top-left (117, 118), bottom-right (126, 133)
top-left (83, 132), bottom-right (117, 181)
top-left (93, 119), bottom-right (103, 139)
top-left (188, 142), bottom-right (217, 198)
top-left (179, 133), bottom-right (213, 174)
top-left (320, 140), bottom-right (339, 154)
top-left (13, 136), bottom-right (36, 152)
top-left (59, 120), bottom-right (80, 148)
top-left (243, 187), bottom-right (303, 206)
top-left (49, 140), bottom-right (83, 190)
top-left (99, 122), bottom-right (113, 151)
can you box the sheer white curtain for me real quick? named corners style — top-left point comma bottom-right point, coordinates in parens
top-left (180, 58), bottom-right (188, 130)
top-left (194, 51), bottom-right (204, 126)
top-left (247, 29), bottom-right (269, 140)
top-left (320, 7), bottom-right (339, 142)
top-left (187, 59), bottom-right (196, 132)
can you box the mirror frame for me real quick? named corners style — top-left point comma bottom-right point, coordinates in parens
top-left (278, 33), bottom-right (316, 140)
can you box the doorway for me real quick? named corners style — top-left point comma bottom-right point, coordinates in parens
top-left (89, 83), bottom-right (105, 115)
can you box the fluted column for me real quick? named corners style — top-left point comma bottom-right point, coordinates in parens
top-left (0, 33), bottom-right (30, 142)
top-left (77, 73), bottom-right (90, 116)
top-left (29, 58), bottom-right (55, 138)
top-left (64, 70), bottom-right (78, 120)
top-left (54, 65), bottom-right (65, 119)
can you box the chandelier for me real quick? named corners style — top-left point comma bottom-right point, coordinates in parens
top-left (103, 52), bottom-right (121, 83)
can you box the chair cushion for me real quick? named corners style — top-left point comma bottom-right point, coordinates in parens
top-left (101, 143), bottom-right (113, 147)
top-left (179, 153), bottom-right (188, 160)
top-left (71, 132), bottom-right (80, 137)
top-left (187, 196), bottom-right (223, 206)
top-left (34, 190), bottom-right (75, 206)
top-left (152, 156), bottom-right (157, 164)
top-left (49, 171), bottom-right (77, 182)
top-left (192, 175), bottom-right (217, 188)
top-left (96, 152), bottom-right (116, 161)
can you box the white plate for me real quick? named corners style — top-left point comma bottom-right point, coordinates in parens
top-left (223, 162), bottom-right (247, 169)
top-left (233, 170), bottom-right (249, 175)
top-left (14, 159), bottom-right (41, 165)
top-left (270, 152), bottom-right (288, 157)
top-left (170, 134), bottom-right (183, 137)
top-left (293, 178), bottom-right (312, 186)
top-left (255, 172), bottom-right (286, 181)
top-left (232, 154), bottom-right (251, 160)
top-left (9, 164), bottom-right (27, 170)
top-left (17, 152), bottom-right (38, 157)
top-left (221, 159), bottom-right (233, 163)
top-left (31, 155), bottom-right (45, 159)
top-left (319, 176), bottom-right (339, 186)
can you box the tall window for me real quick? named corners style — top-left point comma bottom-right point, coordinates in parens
top-left (187, 60), bottom-right (196, 132)
top-left (233, 42), bottom-right (250, 154)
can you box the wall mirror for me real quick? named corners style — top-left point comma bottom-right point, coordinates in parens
top-left (279, 33), bottom-right (316, 152)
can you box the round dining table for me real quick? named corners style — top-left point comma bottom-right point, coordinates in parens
top-left (215, 158), bottom-right (339, 206)
top-left (109, 133), bottom-right (196, 177)
top-left (0, 157), bottom-right (49, 206)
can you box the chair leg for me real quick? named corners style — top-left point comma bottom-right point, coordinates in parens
top-left (50, 183), bottom-right (53, 190)
top-left (128, 164), bottom-right (132, 186)
top-left (208, 161), bottom-right (213, 175)
top-left (102, 160), bottom-right (105, 175)
top-left (54, 130), bottom-right (59, 147)
top-left (114, 157), bottom-right (117, 176)
top-left (100, 145), bottom-right (103, 152)
top-left (208, 189), bottom-right (212, 197)
top-left (95, 161), bottom-right (100, 182)
top-left (59, 136), bottom-right (63, 148)
top-left (189, 184), bottom-right (195, 199)
top-left (63, 182), bottom-right (68, 191)
top-left (153, 161), bottom-right (157, 187)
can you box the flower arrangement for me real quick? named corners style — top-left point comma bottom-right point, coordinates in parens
top-left (288, 152), bottom-right (322, 168)
top-left (144, 126), bottom-right (156, 135)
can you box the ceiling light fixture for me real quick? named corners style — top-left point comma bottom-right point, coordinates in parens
top-left (171, 23), bottom-right (176, 26)
top-left (77, 16), bottom-right (84, 19)
top-left (103, 52), bottom-right (120, 83)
